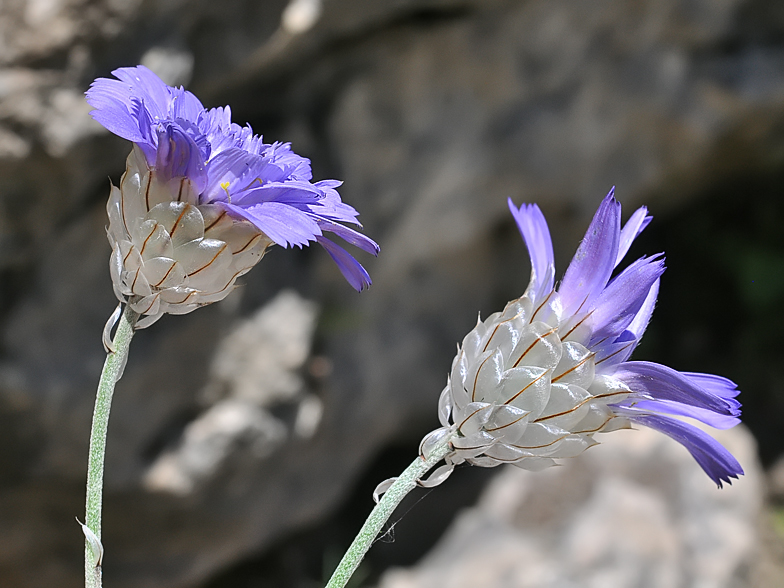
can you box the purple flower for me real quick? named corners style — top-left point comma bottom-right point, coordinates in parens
top-left (87, 65), bottom-right (378, 291)
top-left (421, 189), bottom-right (742, 489)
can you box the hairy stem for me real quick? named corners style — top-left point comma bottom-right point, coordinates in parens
top-left (325, 438), bottom-right (453, 588)
top-left (85, 305), bottom-right (138, 588)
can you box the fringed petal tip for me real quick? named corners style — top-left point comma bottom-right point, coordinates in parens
top-left (90, 65), bottom-right (378, 292)
top-left (588, 254), bottom-right (666, 344)
top-left (437, 187), bottom-right (745, 487)
top-left (627, 412), bottom-right (744, 488)
top-left (316, 236), bottom-right (373, 291)
top-left (616, 361), bottom-right (741, 417)
top-left (559, 190), bottom-right (622, 316)
top-left (616, 205), bottom-right (653, 267)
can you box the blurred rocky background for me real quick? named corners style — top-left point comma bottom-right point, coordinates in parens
top-left (1, 0), bottom-right (784, 587)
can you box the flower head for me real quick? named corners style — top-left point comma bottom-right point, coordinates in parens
top-left (421, 189), bottom-right (742, 488)
top-left (87, 66), bottom-right (378, 326)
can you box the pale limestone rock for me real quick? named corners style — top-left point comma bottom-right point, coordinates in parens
top-left (378, 425), bottom-right (762, 588)
top-left (1, 0), bottom-right (782, 587)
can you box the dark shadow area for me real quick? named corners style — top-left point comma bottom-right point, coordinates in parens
top-left (634, 165), bottom-right (784, 465)
top-left (206, 441), bottom-right (493, 588)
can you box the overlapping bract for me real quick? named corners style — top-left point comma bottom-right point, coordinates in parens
top-left (422, 190), bottom-right (743, 488)
top-left (107, 146), bottom-right (273, 328)
top-left (88, 65), bottom-right (378, 303)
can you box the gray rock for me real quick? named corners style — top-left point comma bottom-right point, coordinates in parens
top-left (377, 425), bottom-right (763, 588)
top-left (1, 0), bottom-right (782, 587)
top-left (144, 291), bottom-right (318, 495)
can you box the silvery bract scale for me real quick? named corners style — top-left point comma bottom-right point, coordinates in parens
top-left (408, 191), bottom-right (743, 492)
top-left (87, 65), bottom-right (379, 297)
top-left (418, 291), bottom-right (632, 486)
top-left (107, 146), bottom-right (272, 329)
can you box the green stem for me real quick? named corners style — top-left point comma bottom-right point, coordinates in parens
top-left (85, 305), bottom-right (138, 588)
top-left (325, 437), bottom-right (453, 588)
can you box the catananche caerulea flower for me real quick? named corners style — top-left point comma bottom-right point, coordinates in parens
top-left (87, 66), bottom-right (378, 328)
top-left (419, 189), bottom-right (743, 489)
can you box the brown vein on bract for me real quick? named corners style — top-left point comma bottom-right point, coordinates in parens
top-left (504, 305), bottom-right (527, 323)
top-left (176, 178), bottom-right (185, 202)
top-left (234, 233), bottom-right (263, 255)
top-left (167, 290), bottom-right (198, 304)
top-left (509, 433), bottom-right (568, 450)
top-left (561, 310), bottom-right (594, 340)
top-left (485, 412), bottom-right (528, 432)
top-left (213, 269), bottom-right (243, 292)
top-left (534, 387), bottom-right (628, 425)
top-left (533, 385), bottom-right (628, 426)
top-left (210, 267), bottom-right (248, 294)
top-left (118, 186), bottom-right (130, 237)
top-left (152, 261), bottom-right (177, 288)
top-left (188, 243), bottom-right (228, 276)
top-left (458, 405), bottom-right (488, 432)
top-left (169, 205), bottom-right (190, 239)
top-left (592, 389), bottom-right (630, 400)
top-left (144, 172), bottom-right (153, 212)
top-left (552, 352), bottom-right (595, 383)
top-left (122, 245), bottom-right (135, 266)
top-left (180, 291), bottom-right (198, 304)
top-left (571, 294), bottom-right (590, 317)
top-left (571, 415), bottom-right (613, 435)
top-left (139, 223), bottom-right (158, 257)
top-left (475, 454), bottom-right (528, 465)
top-left (204, 210), bottom-right (227, 233)
top-left (530, 290), bottom-right (554, 322)
top-left (472, 354), bottom-right (495, 402)
top-left (512, 327), bottom-right (558, 368)
top-left (481, 307), bottom-right (527, 353)
top-left (482, 323), bottom-right (503, 353)
top-left (138, 293), bottom-right (160, 315)
top-left (452, 440), bottom-right (494, 452)
top-left (130, 268), bottom-right (141, 293)
top-left (595, 340), bottom-right (635, 365)
top-left (534, 396), bottom-right (592, 423)
top-left (504, 369), bottom-right (550, 405)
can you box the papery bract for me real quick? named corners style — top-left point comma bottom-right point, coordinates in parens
top-left (422, 190), bottom-right (743, 488)
top-left (88, 66), bottom-right (378, 326)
